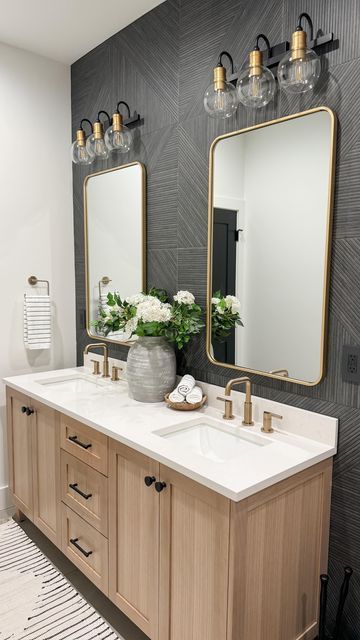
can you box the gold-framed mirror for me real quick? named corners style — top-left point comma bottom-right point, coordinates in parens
top-left (84, 162), bottom-right (146, 344)
top-left (207, 107), bottom-right (337, 386)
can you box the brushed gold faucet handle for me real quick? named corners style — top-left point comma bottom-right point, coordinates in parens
top-left (261, 411), bottom-right (283, 433)
top-left (90, 359), bottom-right (100, 375)
top-left (216, 396), bottom-right (235, 420)
top-left (111, 365), bottom-right (123, 382)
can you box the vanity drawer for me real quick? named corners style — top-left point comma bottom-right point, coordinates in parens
top-left (61, 504), bottom-right (108, 595)
top-left (60, 414), bottom-right (108, 475)
top-left (60, 451), bottom-right (108, 536)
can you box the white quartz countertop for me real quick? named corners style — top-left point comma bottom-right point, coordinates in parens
top-left (4, 367), bottom-right (338, 501)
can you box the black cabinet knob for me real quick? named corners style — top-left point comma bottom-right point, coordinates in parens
top-left (155, 481), bottom-right (167, 493)
top-left (21, 406), bottom-right (27, 413)
top-left (144, 475), bottom-right (156, 487)
top-left (26, 408), bottom-right (34, 416)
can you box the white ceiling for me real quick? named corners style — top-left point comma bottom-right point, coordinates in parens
top-left (0, 0), bottom-right (165, 64)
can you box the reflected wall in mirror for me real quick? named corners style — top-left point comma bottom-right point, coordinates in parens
top-left (207, 108), bottom-right (336, 385)
top-left (85, 162), bottom-right (146, 343)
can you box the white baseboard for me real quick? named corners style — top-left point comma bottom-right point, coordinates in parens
top-left (0, 485), bottom-right (13, 511)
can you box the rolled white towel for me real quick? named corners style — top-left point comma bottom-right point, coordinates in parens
top-left (177, 374), bottom-right (195, 397)
top-left (168, 389), bottom-right (184, 403)
top-left (186, 386), bottom-right (203, 405)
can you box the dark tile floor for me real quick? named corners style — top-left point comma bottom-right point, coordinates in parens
top-left (19, 519), bottom-right (149, 640)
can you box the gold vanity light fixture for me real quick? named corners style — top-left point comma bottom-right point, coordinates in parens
top-left (104, 101), bottom-right (133, 153)
top-left (204, 51), bottom-right (239, 119)
top-left (204, 14), bottom-right (335, 117)
top-left (86, 111), bottom-right (111, 160)
top-left (71, 119), bottom-right (95, 165)
top-left (278, 12), bottom-right (321, 93)
top-left (237, 34), bottom-right (276, 108)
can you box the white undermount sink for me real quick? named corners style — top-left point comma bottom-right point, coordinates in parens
top-left (153, 417), bottom-right (272, 463)
top-left (36, 372), bottom-right (109, 393)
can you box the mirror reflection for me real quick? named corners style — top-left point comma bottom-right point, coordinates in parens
top-left (208, 108), bottom-right (336, 384)
top-left (85, 162), bottom-right (146, 342)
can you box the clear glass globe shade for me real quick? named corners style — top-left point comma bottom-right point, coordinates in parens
top-left (71, 140), bottom-right (94, 165)
top-left (277, 48), bottom-right (321, 93)
top-left (237, 65), bottom-right (276, 108)
top-left (104, 124), bottom-right (132, 153)
top-left (204, 82), bottom-right (238, 118)
top-left (86, 134), bottom-right (109, 159)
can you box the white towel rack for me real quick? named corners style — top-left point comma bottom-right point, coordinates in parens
top-left (27, 275), bottom-right (50, 296)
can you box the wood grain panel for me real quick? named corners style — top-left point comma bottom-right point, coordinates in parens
top-left (228, 460), bottom-right (332, 640)
top-left (61, 450), bottom-right (108, 536)
top-left (158, 464), bottom-right (230, 640)
top-left (109, 441), bottom-right (159, 639)
top-left (61, 503), bottom-right (108, 595)
top-left (6, 387), bottom-right (33, 519)
top-left (32, 400), bottom-right (60, 546)
top-left (60, 415), bottom-right (108, 475)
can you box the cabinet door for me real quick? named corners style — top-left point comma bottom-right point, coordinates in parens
top-left (159, 465), bottom-right (230, 640)
top-left (109, 441), bottom-right (160, 639)
top-left (6, 387), bottom-right (33, 518)
top-left (32, 400), bottom-right (60, 546)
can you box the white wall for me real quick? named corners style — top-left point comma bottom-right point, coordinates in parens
top-left (0, 42), bottom-right (76, 510)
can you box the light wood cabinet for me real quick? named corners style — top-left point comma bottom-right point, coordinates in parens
top-left (32, 399), bottom-right (60, 545)
top-left (6, 388), bottom-right (34, 519)
top-left (109, 441), bottom-right (160, 639)
top-left (158, 465), bottom-right (230, 640)
top-left (6, 388), bottom-right (60, 542)
top-left (6, 388), bottom-right (333, 640)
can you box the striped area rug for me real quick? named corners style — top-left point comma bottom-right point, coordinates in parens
top-left (0, 520), bottom-right (122, 639)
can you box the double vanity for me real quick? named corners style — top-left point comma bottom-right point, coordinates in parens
top-left (5, 356), bottom-right (337, 640)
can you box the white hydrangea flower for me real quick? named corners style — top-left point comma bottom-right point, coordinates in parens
top-left (136, 296), bottom-right (172, 323)
top-left (125, 316), bottom-right (139, 334)
top-left (211, 297), bottom-right (220, 305)
top-left (174, 290), bottom-right (195, 305)
top-left (126, 292), bottom-right (146, 306)
top-left (224, 295), bottom-right (241, 314)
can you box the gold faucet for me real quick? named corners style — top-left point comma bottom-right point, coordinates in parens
top-left (84, 343), bottom-right (110, 378)
top-left (217, 377), bottom-right (254, 426)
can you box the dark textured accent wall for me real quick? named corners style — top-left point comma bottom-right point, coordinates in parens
top-left (71, 1), bottom-right (360, 636)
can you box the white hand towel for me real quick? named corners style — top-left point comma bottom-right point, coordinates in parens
top-left (177, 374), bottom-right (195, 397)
top-left (186, 386), bottom-right (203, 405)
top-left (24, 294), bottom-right (51, 350)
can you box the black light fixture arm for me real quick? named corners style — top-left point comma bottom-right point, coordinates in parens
top-left (297, 12), bottom-right (314, 40)
top-left (79, 118), bottom-right (93, 133)
top-left (97, 110), bottom-right (111, 128)
top-left (217, 51), bottom-right (235, 74)
top-left (116, 101), bottom-right (131, 118)
top-left (254, 33), bottom-right (272, 57)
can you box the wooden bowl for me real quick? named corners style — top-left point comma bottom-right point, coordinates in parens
top-left (164, 393), bottom-right (207, 411)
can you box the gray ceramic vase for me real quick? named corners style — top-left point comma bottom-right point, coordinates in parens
top-left (126, 336), bottom-right (176, 403)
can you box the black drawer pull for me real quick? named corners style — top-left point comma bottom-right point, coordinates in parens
top-left (21, 406), bottom-right (27, 413)
top-left (68, 435), bottom-right (92, 450)
top-left (144, 475), bottom-right (156, 487)
top-left (155, 481), bottom-right (167, 493)
top-left (69, 483), bottom-right (92, 500)
top-left (69, 537), bottom-right (93, 558)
